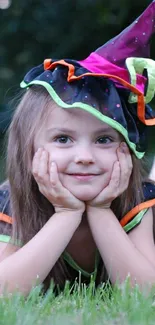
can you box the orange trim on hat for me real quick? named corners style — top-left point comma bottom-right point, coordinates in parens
top-left (44, 59), bottom-right (52, 69)
top-left (120, 199), bottom-right (155, 227)
top-left (0, 213), bottom-right (12, 224)
top-left (44, 59), bottom-right (155, 127)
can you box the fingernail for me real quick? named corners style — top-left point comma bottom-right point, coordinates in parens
top-left (121, 142), bottom-right (127, 148)
top-left (118, 143), bottom-right (125, 153)
top-left (121, 142), bottom-right (127, 151)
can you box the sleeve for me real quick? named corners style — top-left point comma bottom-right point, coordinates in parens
top-left (0, 189), bottom-right (12, 244)
top-left (120, 182), bottom-right (155, 233)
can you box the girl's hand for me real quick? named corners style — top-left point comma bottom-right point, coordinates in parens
top-left (32, 148), bottom-right (85, 214)
top-left (86, 142), bottom-right (133, 210)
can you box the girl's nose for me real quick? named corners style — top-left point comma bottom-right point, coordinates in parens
top-left (74, 147), bottom-right (95, 165)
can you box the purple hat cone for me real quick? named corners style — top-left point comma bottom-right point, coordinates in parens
top-left (79, 2), bottom-right (155, 92)
top-left (95, 1), bottom-right (155, 67)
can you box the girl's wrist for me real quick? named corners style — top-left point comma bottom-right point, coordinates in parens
top-left (86, 206), bottom-right (113, 222)
top-left (86, 205), bottom-right (112, 214)
top-left (54, 209), bottom-right (83, 223)
top-left (55, 207), bottom-right (84, 214)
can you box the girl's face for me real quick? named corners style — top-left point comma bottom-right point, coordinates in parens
top-left (34, 104), bottom-right (123, 201)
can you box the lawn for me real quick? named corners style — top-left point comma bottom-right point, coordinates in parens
top-left (1, 278), bottom-right (155, 325)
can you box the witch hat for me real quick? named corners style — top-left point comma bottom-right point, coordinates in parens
top-left (20, 2), bottom-right (155, 158)
top-left (79, 1), bottom-right (155, 70)
top-left (96, 1), bottom-right (155, 67)
top-left (78, 1), bottom-right (155, 105)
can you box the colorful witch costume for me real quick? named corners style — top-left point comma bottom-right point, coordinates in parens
top-left (0, 2), bottom-right (155, 280)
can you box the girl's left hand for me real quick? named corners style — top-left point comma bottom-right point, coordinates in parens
top-left (86, 142), bottom-right (133, 210)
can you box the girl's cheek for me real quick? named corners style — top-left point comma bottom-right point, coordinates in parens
top-left (100, 151), bottom-right (117, 169)
top-left (48, 150), bottom-right (69, 170)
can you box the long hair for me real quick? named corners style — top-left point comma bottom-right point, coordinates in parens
top-left (1, 86), bottom-right (155, 290)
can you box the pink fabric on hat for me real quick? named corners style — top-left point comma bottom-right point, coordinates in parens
top-left (78, 52), bottom-right (146, 93)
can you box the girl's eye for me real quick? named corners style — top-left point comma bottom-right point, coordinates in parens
top-left (96, 136), bottom-right (113, 144)
top-left (54, 135), bottom-right (71, 144)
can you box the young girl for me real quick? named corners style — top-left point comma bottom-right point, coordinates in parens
top-left (0, 3), bottom-right (155, 296)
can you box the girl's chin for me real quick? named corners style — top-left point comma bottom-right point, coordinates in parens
top-left (75, 195), bottom-right (96, 202)
top-left (68, 189), bottom-right (100, 202)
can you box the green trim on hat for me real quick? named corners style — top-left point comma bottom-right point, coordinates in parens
top-left (20, 80), bottom-right (145, 159)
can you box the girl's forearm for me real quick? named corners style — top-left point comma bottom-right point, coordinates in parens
top-left (87, 208), bottom-right (155, 287)
top-left (0, 211), bottom-right (82, 296)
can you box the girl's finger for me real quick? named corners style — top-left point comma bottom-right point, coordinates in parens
top-left (124, 147), bottom-right (132, 176)
top-left (32, 148), bottom-right (43, 175)
top-left (49, 162), bottom-right (65, 191)
top-left (121, 142), bottom-right (133, 171)
top-left (117, 146), bottom-right (132, 189)
top-left (49, 161), bottom-right (71, 198)
top-left (127, 152), bottom-right (133, 172)
top-left (107, 161), bottom-right (121, 194)
top-left (37, 149), bottom-right (49, 177)
top-left (49, 161), bottom-right (59, 186)
top-left (111, 160), bottom-right (121, 187)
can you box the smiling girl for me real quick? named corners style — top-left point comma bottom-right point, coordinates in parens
top-left (0, 3), bottom-right (155, 296)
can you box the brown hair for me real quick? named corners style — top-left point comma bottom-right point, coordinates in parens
top-left (1, 86), bottom-right (155, 291)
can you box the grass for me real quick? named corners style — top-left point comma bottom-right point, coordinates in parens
top-left (1, 278), bottom-right (155, 325)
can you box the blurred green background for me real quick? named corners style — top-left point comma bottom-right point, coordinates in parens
top-left (0, 0), bottom-right (155, 182)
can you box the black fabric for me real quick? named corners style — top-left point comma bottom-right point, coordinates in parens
top-left (0, 188), bottom-right (10, 216)
top-left (142, 181), bottom-right (155, 201)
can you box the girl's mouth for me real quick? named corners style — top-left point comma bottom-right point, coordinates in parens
top-left (68, 174), bottom-right (97, 181)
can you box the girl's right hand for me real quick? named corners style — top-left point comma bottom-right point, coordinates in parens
top-left (32, 148), bottom-right (85, 214)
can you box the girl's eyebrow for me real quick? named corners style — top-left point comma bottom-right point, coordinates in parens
top-left (46, 126), bottom-right (118, 136)
top-left (46, 127), bottom-right (76, 136)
